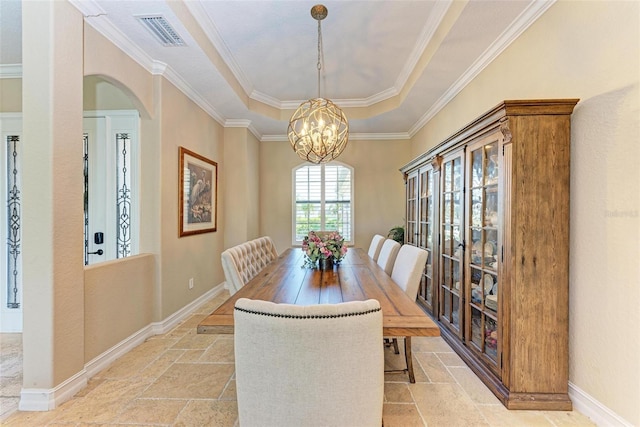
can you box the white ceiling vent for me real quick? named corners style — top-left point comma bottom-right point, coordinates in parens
top-left (136, 15), bottom-right (185, 47)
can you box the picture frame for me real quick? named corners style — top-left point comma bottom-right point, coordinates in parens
top-left (179, 146), bottom-right (218, 237)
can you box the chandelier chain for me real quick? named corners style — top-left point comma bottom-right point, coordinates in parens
top-left (317, 18), bottom-right (322, 99)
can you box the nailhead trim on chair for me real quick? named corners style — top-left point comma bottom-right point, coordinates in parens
top-left (234, 306), bottom-right (381, 319)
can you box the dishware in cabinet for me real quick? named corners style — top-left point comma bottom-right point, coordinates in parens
top-left (466, 135), bottom-right (502, 375)
top-left (438, 150), bottom-right (464, 338)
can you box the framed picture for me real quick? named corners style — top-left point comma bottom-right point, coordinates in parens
top-left (179, 146), bottom-right (218, 237)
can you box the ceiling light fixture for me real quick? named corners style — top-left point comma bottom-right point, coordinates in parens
top-left (288, 4), bottom-right (349, 164)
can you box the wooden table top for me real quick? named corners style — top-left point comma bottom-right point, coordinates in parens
top-left (197, 247), bottom-right (440, 337)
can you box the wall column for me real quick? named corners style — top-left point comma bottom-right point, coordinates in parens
top-left (223, 126), bottom-right (259, 249)
top-left (21, 0), bottom-right (85, 409)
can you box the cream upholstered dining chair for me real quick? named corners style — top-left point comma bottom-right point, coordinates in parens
top-left (376, 239), bottom-right (401, 275)
top-left (367, 234), bottom-right (386, 262)
top-left (221, 236), bottom-right (278, 296)
top-left (385, 244), bottom-right (429, 383)
top-left (234, 298), bottom-right (384, 427)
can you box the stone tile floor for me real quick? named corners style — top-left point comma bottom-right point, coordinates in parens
top-left (1, 291), bottom-right (595, 426)
top-left (0, 331), bottom-right (21, 422)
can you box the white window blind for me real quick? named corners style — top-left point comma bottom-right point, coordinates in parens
top-left (294, 163), bottom-right (353, 244)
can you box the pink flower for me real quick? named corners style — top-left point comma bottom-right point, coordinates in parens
top-left (301, 230), bottom-right (348, 268)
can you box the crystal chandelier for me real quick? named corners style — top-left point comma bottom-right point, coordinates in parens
top-left (288, 4), bottom-right (349, 164)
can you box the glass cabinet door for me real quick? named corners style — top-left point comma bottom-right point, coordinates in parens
top-left (417, 165), bottom-right (435, 310)
top-left (466, 139), bottom-right (500, 369)
top-left (406, 171), bottom-right (418, 246)
top-left (439, 151), bottom-right (464, 337)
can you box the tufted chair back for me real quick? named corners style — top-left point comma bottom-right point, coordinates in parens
top-left (221, 236), bottom-right (278, 295)
top-left (234, 298), bottom-right (384, 427)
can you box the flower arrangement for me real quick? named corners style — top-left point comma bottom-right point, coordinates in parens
top-left (301, 231), bottom-right (348, 268)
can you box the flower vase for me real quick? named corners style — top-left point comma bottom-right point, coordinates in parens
top-left (319, 257), bottom-right (334, 271)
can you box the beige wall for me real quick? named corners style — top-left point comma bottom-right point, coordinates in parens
top-left (22, 0), bottom-right (86, 390)
top-left (81, 79), bottom-right (156, 363)
top-left (223, 127), bottom-right (261, 249)
top-left (84, 25), bottom-right (154, 120)
top-left (13, 13), bottom-right (227, 395)
top-left (80, 28), bottom-right (165, 353)
top-left (159, 78), bottom-right (225, 319)
top-left (411, 1), bottom-right (639, 424)
top-left (84, 254), bottom-right (155, 361)
top-left (0, 78), bottom-right (21, 112)
top-left (2, 60), bottom-right (162, 391)
top-left (83, 75), bottom-right (136, 111)
top-left (259, 138), bottom-right (411, 253)
top-left (247, 132), bottom-right (260, 240)
top-left (82, 25), bottom-right (226, 326)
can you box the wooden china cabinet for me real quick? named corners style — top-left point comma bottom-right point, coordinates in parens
top-left (401, 99), bottom-right (579, 410)
top-left (405, 163), bottom-right (438, 313)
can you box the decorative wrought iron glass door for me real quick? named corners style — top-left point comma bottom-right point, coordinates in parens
top-left (1, 115), bottom-right (23, 332)
top-left (83, 112), bottom-right (138, 265)
top-left (4, 135), bottom-right (21, 310)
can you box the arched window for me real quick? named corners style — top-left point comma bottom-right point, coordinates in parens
top-left (293, 162), bottom-right (353, 245)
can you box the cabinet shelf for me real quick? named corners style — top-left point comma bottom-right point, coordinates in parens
top-left (470, 184), bottom-right (498, 192)
top-left (469, 302), bottom-right (498, 317)
top-left (469, 263), bottom-right (498, 273)
top-left (402, 99), bottom-right (578, 411)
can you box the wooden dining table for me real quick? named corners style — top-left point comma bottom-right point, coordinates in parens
top-left (197, 247), bottom-right (440, 338)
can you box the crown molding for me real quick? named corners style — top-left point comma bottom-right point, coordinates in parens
top-left (251, 90), bottom-right (285, 109)
top-left (224, 119), bottom-right (261, 140)
top-left (224, 119), bottom-right (252, 128)
top-left (246, 2), bottom-right (450, 110)
top-left (0, 64), bottom-right (22, 79)
top-left (150, 61), bottom-right (168, 75)
top-left (203, 0), bottom-right (452, 111)
top-left (394, 0), bottom-right (452, 94)
top-left (334, 87), bottom-right (399, 109)
top-left (350, 132), bottom-right (410, 141)
top-left (260, 132), bottom-right (409, 143)
top-left (161, 63), bottom-right (225, 126)
top-left (183, 0), bottom-right (254, 97)
top-left (253, 85), bottom-right (401, 110)
top-left (68, 0), bottom-right (106, 18)
top-left (69, 0), bottom-right (229, 127)
top-left (72, 2), bottom-right (154, 76)
top-left (409, 0), bottom-right (556, 137)
top-left (62, 0), bottom-right (554, 143)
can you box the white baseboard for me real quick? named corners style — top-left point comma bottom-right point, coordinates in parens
top-left (569, 381), bottom-right (633, 427)
top-left (85, 323), bottom-right (156, 379)
top-left (149, 283), bottom-right (226, 335)
top-left (0, 307), bottom-right (23, 333)
top-left (18, 284), bottom-right (225, 412)
top-left (20, 369), bottom-right (87, 411)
